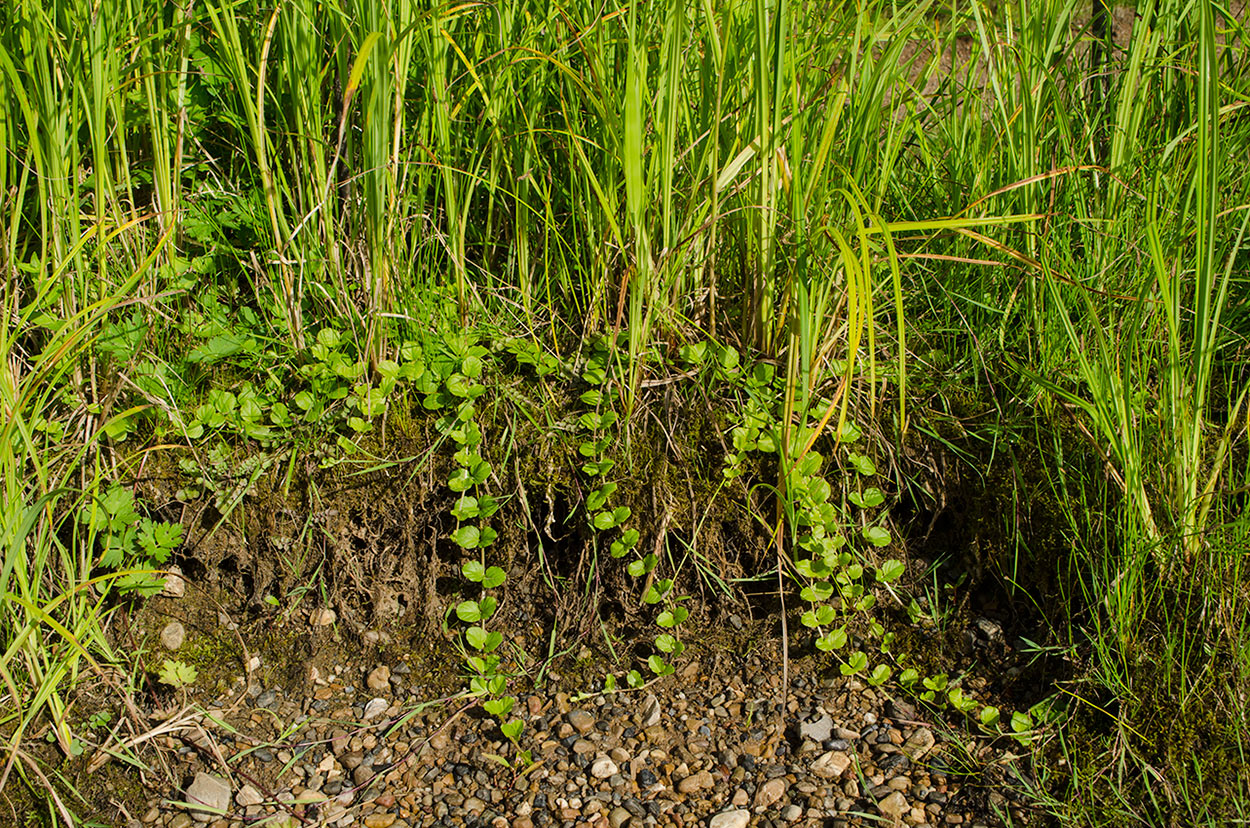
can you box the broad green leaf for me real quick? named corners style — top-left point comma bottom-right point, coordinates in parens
top-left (862, 526), bottom-right (891, 547)
top-left (847, 453), bottom-right (877, 476)
top-left (483, 696), bottom-right (514, 717)
top-left (587, 484), bottom-right (616, 511)
top-left (448, 468), bottom-right (473, 492)
top-left (800, 582), bottom-right (834, 602)
top-left (462, 560), bottom-right (486, 582)
top-left (980, 706), bottom-right (1001, 728)
top-left (876, 559), bottom-right (905, 582)
top-left (868, 665), bottom-right (891, 686)
top-left (840, 651), bottom-right (868, 675)
top-left (456, 600), bottom-right (481, 622)
top-left (482, 566), bottom-right (506, 588)
top-left (452, 525), bottom-right (481, 549)
top-left (452, 496), bottom-right (480, 520)
top-left (849, 487), bottom-right (885, 508)
top-left (466, 626), bottom-right (489, 650)
top-left (501, 719), bottom-right (524, 741)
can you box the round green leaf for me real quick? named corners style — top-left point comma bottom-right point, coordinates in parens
top-left (482, 566), bottom-right (506, 589)
top-left (452, 525), bottom-right (481, 549)
top-left (462, 560), bottom-right (486, 582)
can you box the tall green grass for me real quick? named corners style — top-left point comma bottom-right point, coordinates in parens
top-left (1, 0), bottom-right (1248, 823)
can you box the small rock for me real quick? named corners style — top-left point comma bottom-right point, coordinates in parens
top-left (162, 566), bottom-right (186, 598)
top-left (975, 618), bottom-right (1004, 643)
top-left (708, 810), bottom-right (750, 828)
top-left (902, 729), bottom-right (936, 760)
top-left (366, 666), bottom-right (391, 690)
top-left (216, 611), bottom-right (237, 631)
top-left (311, 607), bottom-right (336, 626)
top-left (463, 796), bottom-right (487, 813)
top-left (608, 806), bottom-right (632, 828)
top-left (780, 804), bottom-right (803, 822)
top-left (362, 815), bottom-right (396, 828)
top-left (877, 791), bottom-right (909, 822)
top-left (169, 815), bottom-right (193, 828)
top-left (235, 785), bottom-right (263, 807)
top-left (755, 777), bottom-right (787, 808)
top-left (362, 698), bottom-right (388, 720)
top-left (160, 621), bottom-right (185, 651)
top-left (638, 694), bottom-right (662, 728)
top-left (811, 750), bottom-right (852, 779)
top-left (185, 772), bottom-right (230, 822)
top-left (799, 712), bottom-right (834, 743)
top-left (591, 756), bottom-right (619, 779)
top-left (727, 614), bottom-right (743, 631)
top-left (678, 769), bottom-right (714, 794)
top-left (568, 710), bottom-right (596, 735)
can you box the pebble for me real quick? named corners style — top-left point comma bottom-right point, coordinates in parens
top-left (185, 772), bottom-right (230, 822)
top-left (363, 698), bottom-right (389, 720)
top-left (798, 712), bottom-right (834, 743)
top-left (878, 790), bottom-right (909, 821)
top-left (568, 710), bottom-right (596, 735)
top-left (160, 621), bottom-right (185, 650)
top-left (311, 608), bottom-right (336, 626)
top-left (812, 750), bottom-right (852, 778)
top-left (755, 776), bottom-right (787, 808)
top-left (367, 666), bottom-right (391, 690)
top-left (638, 694), bottom-right (662, 728)
top-left (902, 728), bottom-right (937, 760)
top-left (162, 566), bottom-right (186, 598)
top-left (591, 756), bottom-right (619, 779)
top-left (707, 809), bottom-right (750, 828)
top-left (678, 769), bottom-right (714, 793)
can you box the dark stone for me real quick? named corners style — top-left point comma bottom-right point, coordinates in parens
top-left (637, 768), bottom-right (657, 787)
top-left (879, 752), bottom-right (910, 772)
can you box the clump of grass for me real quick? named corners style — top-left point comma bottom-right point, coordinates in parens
top-left (2, 0), bottom-right (1249, 824)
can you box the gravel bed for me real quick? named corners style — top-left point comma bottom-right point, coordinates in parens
top-left (126, 649), bottom-right (1029, 828)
